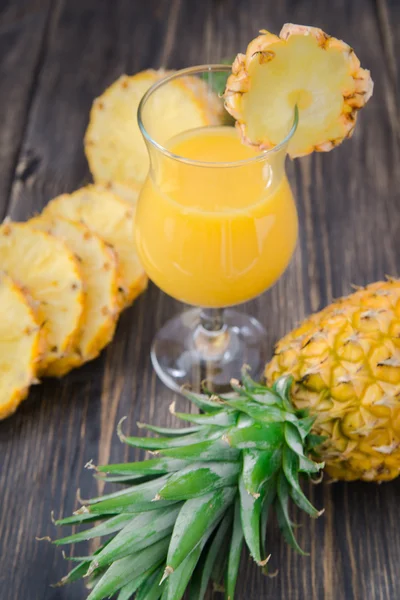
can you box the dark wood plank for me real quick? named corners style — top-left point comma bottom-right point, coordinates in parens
top-left (0, 0), bottom-right (399, 599)
top-left (0, 0), bottom-right (52, 219)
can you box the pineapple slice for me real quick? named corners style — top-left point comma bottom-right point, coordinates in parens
top-left (0, 222), bottom-right (84, 374)
top-left (0, 273), bottom-right (42, 419)
top-left (30, 216), bottom-right (120, 376)
top-left (42, 185), bottom-right (147, 307)
top-left (100, 180), bottom-right (140, 205)
top-left (224, 24), bottom-right (373, 157)
top-left (85, 69), bottom-right (221, 189)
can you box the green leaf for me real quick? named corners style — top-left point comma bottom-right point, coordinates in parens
top-left (239, 475), bottom-right (268, 565)
top-left (94, 473), bottom-right (154, 484)
top-left (135, 567), bottom-right (165, 600)
top-left (121, 427), bottom-right (223, 450)
top-left (275, 472), bottom-right (307, 556)
top-left (284, 422), bottom-right (305, 456)
top-left (163, 542), bottom-right (203, 600)
top-left (225, 422), bottom-right (284, 450)
top-left (89, 505), bottom-right (182, 570)
top-left (273, 376), bottom-right (295, 412)
top-left (159, 462), bottom-right (240, 500)
top-left (241, 367), bottom-right (270, 393)
top-left (55, 513), bottom-right (133, 545)
top-left (182, 389), bottom-right (224, 412)
top-left (260, 477), bottom-right (276, 565)
top-left (282, 447), bottom-right (320, 518)
top-left (55, 512), bottom-right (113, 526)
top-left (251, 391), bottom-right (283, 407)
top-left (137, 423), bottom-right (203, 436)
top-left (225, 497), bottom-right (244, 600)
top-left (227, 381), bottom-right (260, 401)
top-left (235, 413), bottom-right (255, 428)
top-left (96, 457), bottom-right (189, 476)
top-left (54, 539), bottom-right (114, 586)
top-left (295, 416), bottom-right (316, 441)
top-left (160, 438), bottom-right (240, 462)
top-left (166, 487), bottom-right (236, 574)
top-left (116, 563), bottom-right (159, 600)
top-left (53, 560), bottom-right (90, 587)
top-left (242, 448), bottom-right (281, 496)
top-left (87, 477), bottom-right (179, 514)
top-left (226, 399), bottom-right (297, 426)
top-left (86, 568), bottom-right (107, 591)
top-left (189, 510), bottom-right (233, 600)
top-left (85, 475), bottom-right (169, 505)
top-left (211, 544), bottom-right (228, 588)
top-left (299, 455), bottom-right (325, 474)
top-left (306, 434), bottom-right (327, 450)
top-left (172, 408), bottom-right (238, 427)
top-left (87, 538), bottom-right (169, 600)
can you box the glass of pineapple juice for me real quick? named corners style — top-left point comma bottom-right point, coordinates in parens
top-left (136, 65), bottom-right (298, 393)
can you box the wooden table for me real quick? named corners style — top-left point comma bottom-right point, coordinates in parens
top-left (0, 0), bottom-right (399, 598)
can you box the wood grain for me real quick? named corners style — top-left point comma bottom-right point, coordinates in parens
top-left (0, 0), bottom-right (399, 598)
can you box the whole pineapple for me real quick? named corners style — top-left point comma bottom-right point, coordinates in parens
top-left (266, 279), bottom-right (400, 482)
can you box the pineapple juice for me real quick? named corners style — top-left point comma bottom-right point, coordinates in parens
top-left (135, 126), bottom-right (298, 307)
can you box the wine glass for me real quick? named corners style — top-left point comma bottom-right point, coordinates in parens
top-left (136, 65), bottom-right (298, 393)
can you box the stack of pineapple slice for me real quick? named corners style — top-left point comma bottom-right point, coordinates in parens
top-left (0, 185), bottom-right (147, 418)
top-left (0, 68), bottom-right (221, 419)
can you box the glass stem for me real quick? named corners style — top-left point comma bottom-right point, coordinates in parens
top-left (194, 308), bottom-right (230, 360)
top-left (199, 308), bottom-right (225, 332)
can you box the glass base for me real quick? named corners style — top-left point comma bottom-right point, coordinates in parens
top-left (151, 308), bottom-right (268, 394)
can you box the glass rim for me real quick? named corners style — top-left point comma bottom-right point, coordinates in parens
top-left (137, 64), bottom-right (298, 168)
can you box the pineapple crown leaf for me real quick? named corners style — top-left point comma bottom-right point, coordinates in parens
top-left (54, 373), bottom-right (324, 600)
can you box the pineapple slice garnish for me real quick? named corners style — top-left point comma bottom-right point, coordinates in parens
top-left (85, 69), bottom-right (221, 191)
top-left (224, 24), bottom-right (373, 157)
top-left (0, 222), bottom-right (84, 374)
top-left (30, 216), bottom-right (120, 377)
top-left (42, 185), bottom-right (147, 308)
top-left (0, 273), bottom-right (42, 419)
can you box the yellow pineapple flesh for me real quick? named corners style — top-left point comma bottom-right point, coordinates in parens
top-left (0, 222), bottom-right (84, 374)
top-left (30, 216), bottom-right (120, 376)
top-left (266, 279), bottom-right (400, 482)
top-left (99, 180), bottom-right (140, 205)
top-left (85, 69), bottom-right (221, 190)
top-left (42, 185), bottom-right (147, 308)
top-left (224, 24), bottom-right (373, 157)
top-left (0, 273), bottom-right (42, 419)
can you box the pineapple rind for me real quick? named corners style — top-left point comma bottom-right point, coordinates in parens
top-left (42, 185), bottom-right (147, 308)
top-left (0, 222), bottom-right (84, 374)
top-left (224, 23), bottom-right (373, 158)
top-left (0, 273), bottom-right (41, 419)
top-left (29, 216), bottom-right (120, 377)
top-left (266, 279), bottom-right (400, 482)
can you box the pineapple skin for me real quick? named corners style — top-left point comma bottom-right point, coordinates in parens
top-left (266, 280), bottom-right (400, 482)
top-left (224, 24), bottom-right (373, 158)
